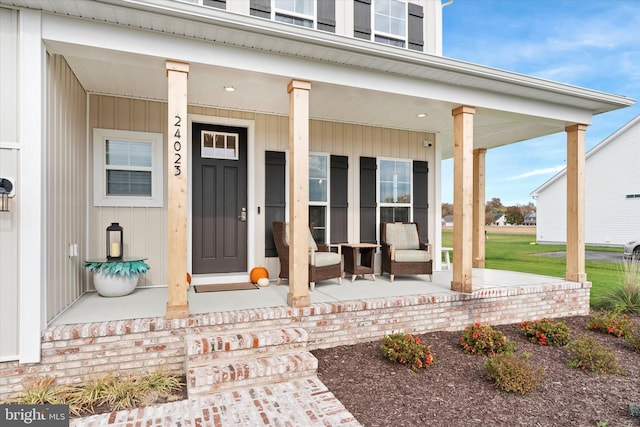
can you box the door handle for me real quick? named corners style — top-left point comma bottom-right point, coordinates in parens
top-left (239, 207), bottom-right (247, 222)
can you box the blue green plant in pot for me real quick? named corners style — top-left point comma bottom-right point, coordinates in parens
top-left (83, 260), bottom-right (150, 297)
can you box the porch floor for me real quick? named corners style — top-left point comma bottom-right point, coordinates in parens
top-left (52, 268), bottom-right (566, 325)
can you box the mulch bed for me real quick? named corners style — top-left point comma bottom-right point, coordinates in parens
top-left (313, 315), bottom-right (640, 427)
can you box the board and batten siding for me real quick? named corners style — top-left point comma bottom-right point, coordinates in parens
top-left (88, 95), bottom-right (169, 290)
top-left (536, 118), bottom-right (640, 246)
top-left (89, 99), bottom-right (435, 285)
top-left (0, 7), bottom-right (19, 360)
top-left (45, 55), bottom-right (88, 322)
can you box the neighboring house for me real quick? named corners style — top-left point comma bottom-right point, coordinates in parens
top-left (523, 211), bottom-right (537, 226)
top-left (493, 214), bottom-right (507, 226)
top-left (531, 115), bottom-right (640, 246)
top-left (443, 215), bottom-right (454, 226)
top-left (0, 0), bottom-right (632, 366)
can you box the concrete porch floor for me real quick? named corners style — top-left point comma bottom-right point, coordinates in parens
top-left (52, 268), bottom-right (568, 325)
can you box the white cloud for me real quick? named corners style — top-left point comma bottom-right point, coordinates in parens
top-left (507, 166), bottom-right (565, 181)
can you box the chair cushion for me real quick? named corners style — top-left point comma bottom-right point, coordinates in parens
top-left (284, 224), bottom-right (318, 251)
top-left (385, 223), bottom-right (420, 250)
top-left (394, 249), bottom-right (431, 263)
top-left (311, 251), bottom-right (341, 267)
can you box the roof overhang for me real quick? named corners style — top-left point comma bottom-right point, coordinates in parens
top-left (3, 0), bottom-right (635, 158)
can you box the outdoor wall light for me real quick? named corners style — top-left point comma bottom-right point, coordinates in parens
top-left (106, 222), bottom-right (124, 260)
top-left (0, 178), bottom-right (14, 213)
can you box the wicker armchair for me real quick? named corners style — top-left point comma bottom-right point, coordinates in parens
top-left (272, 221), bottom-right (342, 291)
top-left (380, 222), bottom-right (433, 282)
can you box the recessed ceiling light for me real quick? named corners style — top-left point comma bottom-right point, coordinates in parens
top-left (416, 113), bottom-right (427, 118)
top-left (223, 86), bottom-right (236, 92)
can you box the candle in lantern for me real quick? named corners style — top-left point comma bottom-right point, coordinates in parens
top-left (110, 242), bottom-right (121, 258)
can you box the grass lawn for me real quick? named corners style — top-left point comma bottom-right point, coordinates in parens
top-left (441, 231), bottom-right (625, 306)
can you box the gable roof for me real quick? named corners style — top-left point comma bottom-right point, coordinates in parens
top-left (530, 114), bottom-right (640, 196)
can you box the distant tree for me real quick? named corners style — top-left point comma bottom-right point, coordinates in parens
top-left (486, 197), bottom-right (505, 214)
top-left (442, 203), bottom-right (453, 217)
top-left (519, 202), bottom-right (536, 218)
top-left (505, 206), bottom-right (524, 225)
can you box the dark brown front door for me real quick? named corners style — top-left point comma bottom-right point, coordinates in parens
top-left (192, 123), bottom-right (247, 274)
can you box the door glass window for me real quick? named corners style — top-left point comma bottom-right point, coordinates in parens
top-left (202, 131), bottom-right (239, 160)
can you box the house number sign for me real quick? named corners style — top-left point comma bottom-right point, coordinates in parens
top-left (173, 114), bottom-right (182, 176)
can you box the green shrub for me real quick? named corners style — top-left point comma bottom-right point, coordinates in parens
top-left (459, 323), bottom-right (516, 356)
top-left (567, 335), bottom-right (623, 375)
top-left (629, 403), bottom-right (640, 419)
top-left (624, 324), bottom-right (640, 353)
top-left (381, 333), bottom-right (435, 372)
top-left (586, 308), bottom-right (633, 338)
top-left (484, 352), bottom-right (544, 394)
top-left (518, 318), bottom-right (571, 346)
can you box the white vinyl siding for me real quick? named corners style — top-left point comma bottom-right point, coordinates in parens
top-left (46, 54), bottom-right (88, 322)
top-left (535, 118), bottom-right (640, 246)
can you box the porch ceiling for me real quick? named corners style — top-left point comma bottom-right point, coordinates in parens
top-left (16, 0), bottom-right (633, 158)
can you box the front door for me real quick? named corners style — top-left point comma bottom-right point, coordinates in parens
top-left (192, 123), bottom-right (248, 274)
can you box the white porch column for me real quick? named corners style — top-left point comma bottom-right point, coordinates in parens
top-left (287, 80), bottom-right (311, 308)
top-left (451, 106), bottom-right (475, 293)
top-left (165, 60), bottom-right (190, 319)
top-left (472, 148), bottom-right (486, 268)
top-left (565, 124), bottom-right (588, 282)
top-left (18, 9), bottom-right (43, 363)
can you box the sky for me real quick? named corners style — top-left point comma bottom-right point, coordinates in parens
top-left (440, 0), bottom-right (640, 207)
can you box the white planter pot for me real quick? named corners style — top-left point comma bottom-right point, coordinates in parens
top-left (93, 271), bottom-right (139, 297)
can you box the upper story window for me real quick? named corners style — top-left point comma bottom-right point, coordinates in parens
top-left (250, 0), bottom-right (336, 33)
top-left (354, 0), bottom-right (423, 52)
top-left (374, 0), bottom-right (406, 47)
top-left (93, 128), bottom-right (163, 207)
top-left (275, 0), bottom-right (315, 28)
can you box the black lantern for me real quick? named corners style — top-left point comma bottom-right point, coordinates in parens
top-left (106, 222), bottom-right (124, 260)
top-left (0, 178), bottom-right (13, 213)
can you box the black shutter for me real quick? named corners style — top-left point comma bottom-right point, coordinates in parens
top-left (250, 0), bottom-right (271, 18)
top-left (413, 160), bottom-right (429, 242)
top-left (203, 0), bottom-right (226, 9)
top-left (317, 0), bottom-right (336, 33)
top-left (265, 151), bottom-right (286, 257)
top-left (354, 0), bottom-right (372, 40)
top-left (407, 3), bottom-right (424, 51)
top-left (360, 157), bottom-right (377, 243)
top-left (330, 155), bottom-right (348, 243)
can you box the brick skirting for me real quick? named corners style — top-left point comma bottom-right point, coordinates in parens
top-left (0, 281), bottom-right (590, 400)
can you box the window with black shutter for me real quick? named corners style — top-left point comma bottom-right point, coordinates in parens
top-left (203, 0), bottom-right (226, 9)
top-left (354, 0), bottom-right (424, 52)
top-left (264, 151), bottom-right (286, 257)
top-left (330, 155), bottom-right (348, 243)
top-left (359, 157), bottom-right (377, 243)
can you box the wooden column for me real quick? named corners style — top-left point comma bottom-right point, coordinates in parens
top-left (166, 61), bottom-right (190, 319)
top-left (565, 124), bottom-right (588, 282)
top-left (472, 148), bottom-right (487, 268)
top-left (451, 106), bottom-right (475, 293)
top-left (287, 80), bottom-right (311, 307)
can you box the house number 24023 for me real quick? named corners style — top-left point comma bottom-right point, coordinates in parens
top-left (173, 114), bottom-right (182, 176)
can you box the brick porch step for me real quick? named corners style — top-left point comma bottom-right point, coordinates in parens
top-left (185, 328), bottom-right (318, 397)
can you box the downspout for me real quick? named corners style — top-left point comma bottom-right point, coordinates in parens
top-left (442, 0), bottom-right (454, 8)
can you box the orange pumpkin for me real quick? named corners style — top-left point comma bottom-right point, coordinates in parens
top-left (250, 267), bottom-right (268, 284)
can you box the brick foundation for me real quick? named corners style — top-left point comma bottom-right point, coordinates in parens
top-left (0, 281), bottom-right (590, 400)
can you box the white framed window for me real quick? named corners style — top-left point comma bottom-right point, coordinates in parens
top-left (309, 153), bottom-right (329, 243)
top-left (274, 0), bottom-right (316, 28)
top-left (378, 158), bottom-right (412, 224)
top-left (373, 0), bottom-right (407, 48)
top-left (93, 128), bottom-right (163, 207)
